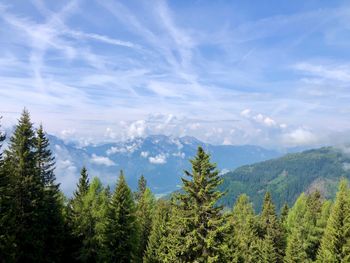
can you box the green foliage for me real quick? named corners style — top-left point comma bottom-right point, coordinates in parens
top-left (2, 109), bottom-right (46, 262)
top-left (69, 172), bottom-right (108, 262)
top-left (225, 194), bottom-right (259, 262)
top-left (317, 179), bottom-right (350, 262)
top-left (162, 146), bottom-right (226, 262)
top-left (258, 192), bottom-right (285, 262)
top-left (219, 147), bottom-right (350, 211)
top-left (136, 186), bottom-right (155, 261)
top-left (143, 200), bottom-right (171, 263)
top-left (284, 227), bottom-right (309, 263)
top-left (36, 124), bottom-right (66, 262)
top-left (103, 171), bottom-right (138, 262)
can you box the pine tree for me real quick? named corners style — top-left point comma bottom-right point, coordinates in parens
top-left (143, 200), bottom-right (171, 263)
top-left (0, 117), bottom-right (15, 261)
top-left (163, 146), bottom-right (226, 262)
top-left (226, 194), bottom-right (259, 262)
top-left (135, 175), bottom-right (147, 201)
top-left (284, 227), bottom-right (309, 263)
top-left (280, 203), bottom-right (289, 224)
top-left (68, 166), bottom-right (91, 261)
top-left (3, 109), bottom-right (46, 261)
top-left (103, 171), bottom-right (138, 262)
top-left (35, 124), bottom-right (65, 262)
top-left (79, 177), bottom-right (108, 263)
top-left (259, 192), bottom-right (285, 262)
top-left (252, 235), bottom-right (277, 263)
top-left (75, 167), bottom-right (90, 200)
top-left (135, 182), bottom-right (155, 261)
top-left (317, 179), bottom-right (350, 262)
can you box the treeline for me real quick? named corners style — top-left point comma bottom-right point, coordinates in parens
top-left (1, 110), bottom-right (350, 262)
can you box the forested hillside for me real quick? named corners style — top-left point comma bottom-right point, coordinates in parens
top-left (2, 110), bottom-right (350, 262)
top-left (219, 147), bottom-right (350, 211)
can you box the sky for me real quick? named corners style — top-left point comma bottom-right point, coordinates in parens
top-left (1, 0), bottom-right (350, 148)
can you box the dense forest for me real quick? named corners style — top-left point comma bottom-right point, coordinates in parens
top-left (1, 110), bottom-right (350, 262)
top-left (219, 147), bottom-right (350, 211)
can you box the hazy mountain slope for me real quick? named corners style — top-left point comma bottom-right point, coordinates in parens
top-left (219, 147), bottom-right (350, 211)
top-left (48, 134), bottom-right (281, 195)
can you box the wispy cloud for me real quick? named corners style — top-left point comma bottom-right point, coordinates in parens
top-left (1, 0), bottom-right (350, 147)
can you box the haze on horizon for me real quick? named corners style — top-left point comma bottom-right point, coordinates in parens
top-left (1, 0), bottom-right (350, 148)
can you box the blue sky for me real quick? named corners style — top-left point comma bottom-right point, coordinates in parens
top-left (1, 0), bottom-right (350, 147)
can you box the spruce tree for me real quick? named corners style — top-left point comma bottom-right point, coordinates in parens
top-left (0, 117), bottom-right (15, 261)
top-left (136, 185), bottom-right (155, 261)
top-left (227, 194), bottom-right (259, 262)
top-left (35, 124), bottom-right (65, 262)
top-left (284, 227), bottom-right (309, 263)
top-left (79, 177), bottom-right (108, 262)
top-left (164, 146), bottom-right (226, 262)
top-left (317, 179), bottom-right (350, 262)
top-left (259, 192), bottom-right (285, 263)
top-left (3, 109), bottom-right (45, 261)
top-left (135, 175), bottom-right (147, 201)
top-left (280, 203), bottom-right (289, 225)
top-left (143, 200), bottom-right (171, 263)
top-left (74, 166), bottom-right (90, 199)
top-left (68, 166), bottom-right (91, 261)
top-left (103, 171), bottom-right (138, 262)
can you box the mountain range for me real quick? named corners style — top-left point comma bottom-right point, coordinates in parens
top-left (48, 134), bottom-right (281, 195)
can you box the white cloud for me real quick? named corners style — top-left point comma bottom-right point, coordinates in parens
top-left (282, 128), bottom-right (318, 146)
top-left (149, 153), bottom-right (167, 164)
top-left (253, 114), bottom-right (276, 127)
top-left (240, 108), bottom-right (251, 117)
top-left (127, 120), bottom-right (147, 139)
top-left (140, 151), bottom-right (149, 158)
top-left (90, 154), bottom-right (116, 166)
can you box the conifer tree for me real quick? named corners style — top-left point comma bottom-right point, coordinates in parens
top-left (284, 227), bottom-right (309, 263)
top-left (136, 184), bottom-right (155, 260)
top-left (0, 117), bottom-right (14, 261)
top-left (3, 109), bottom-right (45, 261)
top-left (317, 179), bottom-right (350, 262)
top-left (35, 124), bottom-right (65, 262)
top-left (252, 235), bottom-right (277, 263)
top-left (135, 175), bottom-right (147, 201)
top-left (164, 146), bottom-right (226, 262)
top-left (68, 166), bottom-right (91, 261)
top-left (75, 166), bottom-right (90, 200)
top-left (226, 194), bottom-right (258, 262)
top-left (259, 192), bottom-right (285, 262)
top-left (280, 203), bottom-right (289, 224)
top-left (104, 171), bottom-right (138, 262)
top-left (143, 200), bottom-right (171, 263)
top-left (78, 177), bottom-right (108, 262)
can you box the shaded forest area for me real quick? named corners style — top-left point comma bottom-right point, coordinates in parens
top-left (1, 110), bottom-right (350, 262)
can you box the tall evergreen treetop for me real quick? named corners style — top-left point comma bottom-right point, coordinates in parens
top-left (136, 175), bottom-right (147, 198)
top-left (74, 166), bottom-right (90, 199)
top-left (36, 124), bottom-right (56, 186)
top-left (259, 191), bottom-right (286, 262)
top-left (5, 109), bottom-right (37, 177)
top-left (104, 170), bottom-right (138, 262)
top-left (167, 146), bottom-right (226, 262)
top-left (317, 179), bottom-right (350, 262)
top-left (3, 109), bottom-right (46, 262)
